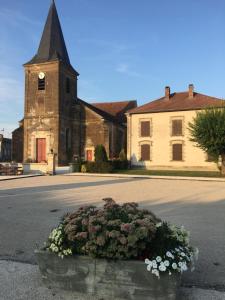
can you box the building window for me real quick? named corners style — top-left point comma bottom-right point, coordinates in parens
top-left (66, 78), bottom-right (70, 94)
top-left (141, 144), bottom-right (150, 161)
top-left (172, 144), bottom-right (183, 161)
top-left (38, 77), bottom-right (45, 90)
top-left (141, 121), bottom-right (150, 137)
top-left (172, 119), bottom-right (183, 136)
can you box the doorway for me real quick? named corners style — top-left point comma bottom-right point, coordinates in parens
top-left (86, 150), bottom-right (93, 161)
top-left (36, 138), bottom-right (46, 163)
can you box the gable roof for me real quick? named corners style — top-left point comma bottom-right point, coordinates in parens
top-left (77, 99), bottom-right (136, 125)
top-left (128, 91), bottom-right (225, 114)
top-left (77, 98), bottom-right (121, 125)
top-left (92, 100), bottom-right (137, 123)
top-left (25, 1), bottom-right (71, 67)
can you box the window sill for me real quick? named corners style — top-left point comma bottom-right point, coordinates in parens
top-left (171, 160), bottom-right (184, 162)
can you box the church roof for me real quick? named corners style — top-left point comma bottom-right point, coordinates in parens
top-left (92, 100), bottom-right (137, 123)
top-left (77, 99), bottom-right (135, 125)
top-left (128, 91), bottom-right (225, 114)
top-left (25, 0), bottom-right (71, 66)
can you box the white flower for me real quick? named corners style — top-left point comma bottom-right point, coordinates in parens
top-left (181, 264), bottom-right (188, 272)
top-left (159, 263), bottom-right (166, 272)
top-left (164, 260), bottom-right (170, 267)
top-left (178, 262), bottom-right (183, 267)
top-left (166, 251), bottom-right (174, 259)
top-left (145, 258), bottom-right (151, 265)
top-left (152, 260), bottom-right (157, 269)
top-left (147, 264), bottom-right (152, 271)
top-left (152, 269), bottom-right (160, 278)
top-left (156, 256), bottom-right (162, 262)
top-left (172, 263), bottom-right (177, 270)
top-left (181, 252), bottom-right (186, 257)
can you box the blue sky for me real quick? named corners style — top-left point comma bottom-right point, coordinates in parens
top-left (1, 0), bottom-right (225, 137)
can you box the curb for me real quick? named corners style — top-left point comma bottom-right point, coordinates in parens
top-left (0, 174), bottom-right (43, 182)
top-left (63, 172), bottom-right (225, 183)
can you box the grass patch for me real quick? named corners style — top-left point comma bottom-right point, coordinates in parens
top-left (112, 169), bottom-right (223, 178)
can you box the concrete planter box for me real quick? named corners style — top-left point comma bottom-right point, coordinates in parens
top-left (35, 250), bottom-right (180, 300)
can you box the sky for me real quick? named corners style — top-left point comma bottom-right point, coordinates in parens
top-left (1, 0), bottom-right (225, 137)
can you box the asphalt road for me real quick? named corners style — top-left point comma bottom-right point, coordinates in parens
top-left (0, 175), bottom-right (225, 292)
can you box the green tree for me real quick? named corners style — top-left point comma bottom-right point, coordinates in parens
top-left (94, 145), bottom-right (108, 162)
top-left (188, 106), bottom-right (225, 175)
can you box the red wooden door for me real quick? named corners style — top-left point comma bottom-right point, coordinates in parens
top-left (36, 138), bottom-right (46, 163)
top-left (86, 150), bottom-right (93, 161)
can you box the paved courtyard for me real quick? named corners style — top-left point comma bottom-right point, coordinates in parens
top-left (0, 175), bottom-right (225, 299)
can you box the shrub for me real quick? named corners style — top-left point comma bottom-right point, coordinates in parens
top-left (111, 159), bottom-right (128, 170)
top-left (119, 149), bottom-right (127, 161)
top-left (94, 145), bottom-right (108, 162)
top-left (45, 198), bottom-right (160, 259)
top-left (81, 164), bottom-right (87, 173)
top-left (44, 199), bottom-right (198, 278)
top-left (144, 222), bottom-right (198, 278)
top-left (70, 161), bottom-right (82, 172)
top-left (82, 161), bottom-right (112, 173)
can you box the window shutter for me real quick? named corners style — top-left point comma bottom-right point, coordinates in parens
top-left (172, 120), bottom-right (182, 136)
top-left (38, 78), bottom-right (45, 90)
top-left (172, 144), bottom-right (182, 161)
top-left (141, 121), bottom-right (150, 137)
top-left (141, 144), bottom-right (150, 161)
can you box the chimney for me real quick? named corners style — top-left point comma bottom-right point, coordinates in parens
top-left (165, 86), bottom-right (170, 100)
top-left (189, 84), bottom-right (194, 98)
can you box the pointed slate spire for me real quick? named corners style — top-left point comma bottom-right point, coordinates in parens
top-left (26, 1), bottom-right (70, 65)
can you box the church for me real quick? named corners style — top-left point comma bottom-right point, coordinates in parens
top-left (12, 1), bottom-right (137, 165)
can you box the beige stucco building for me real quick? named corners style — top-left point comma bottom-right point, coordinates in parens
top-left (127, 85), bottom-right (224, 171)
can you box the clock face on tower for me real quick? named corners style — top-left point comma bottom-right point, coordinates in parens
top-left (38, 72), bottom-right (45, 80)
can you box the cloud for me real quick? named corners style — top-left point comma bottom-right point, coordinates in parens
top-left (116, 63), bottom-right (141, 77)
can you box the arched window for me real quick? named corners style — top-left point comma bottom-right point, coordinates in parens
top-left (38, 77), bottom-right (45, 90)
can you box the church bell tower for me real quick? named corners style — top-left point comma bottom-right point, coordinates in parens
top-left (23, 0), bottom-right (79, 165)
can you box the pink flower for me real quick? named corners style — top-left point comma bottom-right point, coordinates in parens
top-left (121, 223), bottom-right (133, 233)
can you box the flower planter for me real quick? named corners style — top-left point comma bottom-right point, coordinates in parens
top-left (35, 250), bottom-right (180, 300)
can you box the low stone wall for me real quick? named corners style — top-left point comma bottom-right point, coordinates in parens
top-left (36, 250), bottom-right (180, 300)
top-left (23, 163), bottom-right (48, 174)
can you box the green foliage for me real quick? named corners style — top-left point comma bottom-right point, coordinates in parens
top-left (81, 164), bottom-right (87, 173)
top-left (44, 200), bottom-right (197, 277)
top-left (94, 145), bottom-right (108, 162)
top-left (111, 159), bottom-right (128, 170)
top-left (189, 106), bottom-right (225, 158)
top-left (70, 158), bottom-right (82, 172)
top-left (119, 149), bottom-right (127, 161)
top-left (148, 222), bottom-right (191, 257)
top-left (84, 161), bottom-right (113, 173)
top-left (49, 199), bottom-right (160, 260)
